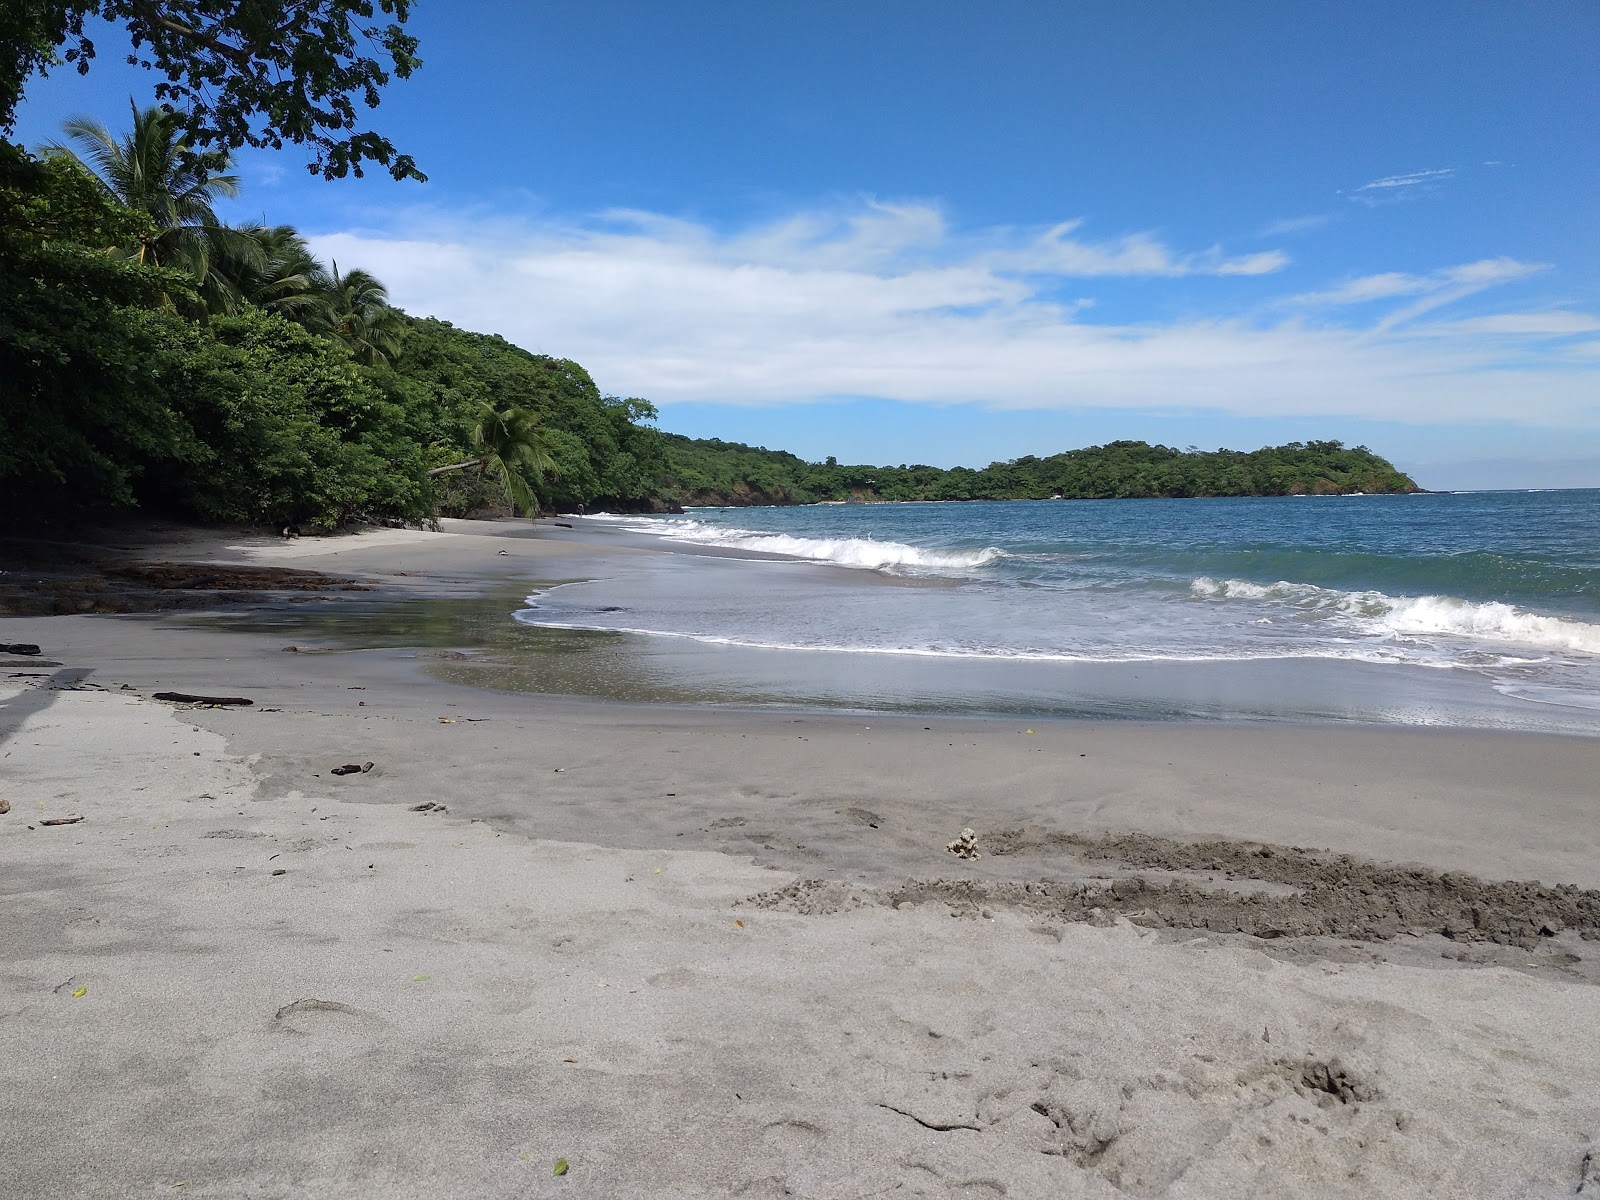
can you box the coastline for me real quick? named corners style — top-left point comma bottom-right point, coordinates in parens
top-left (3, 520), bottom-right (1599, 1198)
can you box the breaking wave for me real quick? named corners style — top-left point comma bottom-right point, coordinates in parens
top-left (1192, 577), bottom-right (1600, 655)
top-left (637, 519), bottom-right (1005, 574)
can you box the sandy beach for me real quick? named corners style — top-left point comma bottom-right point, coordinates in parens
top-left (3, 520), bottom-right (1598, 1199)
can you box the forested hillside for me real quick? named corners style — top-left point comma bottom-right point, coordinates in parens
top-left (657, 436), bottom-right (1420, 506)
top-left (0, 126), bottom-right (664, 529)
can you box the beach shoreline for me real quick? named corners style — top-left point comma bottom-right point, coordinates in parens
top-left (3, 520), bottom-right (1598, 1198)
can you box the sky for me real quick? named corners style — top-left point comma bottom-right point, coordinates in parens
top-left (14, 0), bottom-right (1600, 489)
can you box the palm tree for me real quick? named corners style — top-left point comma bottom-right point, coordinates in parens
top-left (306, 261), bottom-right (405, 367)
top-left (214, 223), bottom-right (336, 324)
top-left (46, 100), bottom-right (256, 312)
top-left (428, 401), bottom-right (560, 517)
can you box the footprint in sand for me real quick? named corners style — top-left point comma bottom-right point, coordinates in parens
top-left (272, 997), bottom-right (381, 1035)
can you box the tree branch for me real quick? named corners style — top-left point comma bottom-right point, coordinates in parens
top-left (127, 1), bottom-right (255, 68)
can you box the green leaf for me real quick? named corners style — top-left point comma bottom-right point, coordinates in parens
top-left (553, 1158), bottom-right (569, 1176)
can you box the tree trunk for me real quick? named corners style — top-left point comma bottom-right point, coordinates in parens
top-left (426, 458), bottom-right (486, 477)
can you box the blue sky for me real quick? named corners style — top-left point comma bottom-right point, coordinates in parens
top-left (15, 1), bottom-right (1600, 488)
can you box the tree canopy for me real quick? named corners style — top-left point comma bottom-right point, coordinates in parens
top-left (0, 103), bottom-right (665, 529)
top-left (655, 436), bottom-right (1421, 507)
top-left (2, 0), bottom-right (423, 179)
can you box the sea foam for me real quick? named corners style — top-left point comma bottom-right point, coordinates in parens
top-left (1192, 577), bottom-right (1600, 655)
top-left (642, 519), bottom-right (1004, 573)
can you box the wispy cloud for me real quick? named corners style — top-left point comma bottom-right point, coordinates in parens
top-left (1415, 311), bottom-right (1600, 337)
top-left (1347, 167), bottom-right (1456, 205)
top-left (985, 220), bottom-right (1289, 277)
top-left (1288, 257), bottom-right (1548, 328)
top-left (307, 201), bottom-right (1598, 430)
top-left (1258, 214), bottom-right (1333, 238)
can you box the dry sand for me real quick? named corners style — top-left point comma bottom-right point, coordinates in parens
top-left (3, 521), bottom-right (1598, 1199)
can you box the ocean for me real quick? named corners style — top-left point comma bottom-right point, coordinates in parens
top-left (514, 490), bottom-right (1600, 731)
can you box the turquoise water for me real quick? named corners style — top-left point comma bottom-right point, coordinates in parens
top-left (518, 491), bottom-right (1600, 726)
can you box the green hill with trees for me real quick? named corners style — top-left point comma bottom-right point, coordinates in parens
top-left (656, 436), bottom-right (1420, 506)
top-left (0, 110), bottom-right (665, 528)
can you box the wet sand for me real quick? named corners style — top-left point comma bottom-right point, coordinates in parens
top-left (2, 520), bottom-right (1598, 1198)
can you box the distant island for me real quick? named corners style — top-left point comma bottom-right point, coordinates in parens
top-left (652, 435), bottom-right (1422, 509)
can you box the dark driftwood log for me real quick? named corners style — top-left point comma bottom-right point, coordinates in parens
top-left (1, 643), bottom-right (42, 655)
top-left (152, 692), bottom-right (254, 706)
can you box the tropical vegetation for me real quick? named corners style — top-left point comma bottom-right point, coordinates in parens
top-left (1, 104), bottom-right (666, 528)
top-left (2, 1), bottom-right (424, 181)
top-left (655, 437), bottom-right (1420, 506)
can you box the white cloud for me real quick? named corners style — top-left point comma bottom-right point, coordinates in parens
top-left (1357, 168), bottom-right (1456, 191)
top-left (1258, 214), bottom-right (1333, 237)
top-left (1287, 257), bottom-right (1549, 329)
top-left (1415, 311), bottom-right (1600, 337)
top-left (1347, 167), bottom-right (1456, 205)
top-left (306, 202), bottom-right (1599, 430)
top-left (983, 221), bottom-right (1289, 278)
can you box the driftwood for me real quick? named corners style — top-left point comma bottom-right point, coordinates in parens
top-left (40, 816), bottom-right (84, 826)
top-left (1, 643), bottom-right (42, 656)
top-left (426, 458), bottom-right (485, 477)
top-left (152, 691), bottom-right (254, 706)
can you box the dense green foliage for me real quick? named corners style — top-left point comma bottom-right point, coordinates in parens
top-left (657, 436), bottom-right (1420, 506)
top-left (2, 0), bottom-right (422, 180)
top-left (0, 122), bottom-right (665, 528)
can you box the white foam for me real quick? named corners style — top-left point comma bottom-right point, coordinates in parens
top-left (1192, 577), bottom-right (1600, 655)
top-left (634, 519), bottom-right (1005, 574)
top-left (512, 608), bottom-right (1434, 667)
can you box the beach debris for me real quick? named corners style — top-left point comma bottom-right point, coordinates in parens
top-left (271, 869), bottom-right (287, 876)
top-left (0, 798), bottom-right (10, 815)
top-left (330, 762), bottom-right (374, 776)
top-left (71, 986), bottom-right (87, 998)
top-left (152, 691), bottom-right (253, 707)
top-left (1, 643), bottom-right (42, 655)
top-left (946, 828), bottom-right (981, 860)
top-left (414, 974), bottom-right (431, 982)
top-left (40, 816), bottom-right (84, 826)
top-left (497, 549), bottom-right (509, 555)
top-left (553, 1159), bottom-right (569, 1176)
top-left (410, 802), bottom-right (447, 814)
top-left (1579, 1147), bottom-right (1600, 1193)
top-left (438, 717), bottom-right (457, 724)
